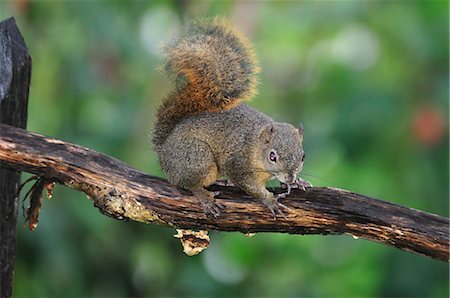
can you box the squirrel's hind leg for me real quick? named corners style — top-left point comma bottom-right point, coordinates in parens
top-left (188, 166), bottom-right (224, 217)
top-left (159, 137), bottom-right (223, 217)
top-left (189, 160), bottom-right (224, 217)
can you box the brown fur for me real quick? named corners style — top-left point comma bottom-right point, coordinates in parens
top-left (152, 18), bottom-right (259, 149)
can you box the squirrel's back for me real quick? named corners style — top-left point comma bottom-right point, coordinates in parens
top-left (161, 103), bottom-right (273, 176)
top-left (152, 18), bottom-right (260, 150)
top-left (173, 103), bottom-right (271, 144)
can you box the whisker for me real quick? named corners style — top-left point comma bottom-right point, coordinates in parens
top-left (300, 172), bottom-right (329, 184)
top-left (301, 172), bottom-right (321, 179)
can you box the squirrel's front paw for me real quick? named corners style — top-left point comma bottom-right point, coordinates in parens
top-left (292, 178), bottom-right (313, 191)
top-left (262, 197), bottom-right (289, 220)
top-left (281, 178), bottom-right (312, 195)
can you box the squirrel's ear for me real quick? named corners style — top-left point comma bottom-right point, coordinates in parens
top-left (297, 123), bottom-right (304, 135)
top-left (297, 123), bottom-right (304, 142)
top-left (259, 123), bottom-right (274, 144)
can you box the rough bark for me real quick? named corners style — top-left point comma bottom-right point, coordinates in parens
top-left (0, 17), bottom-right (31, 298)
top-left (0, 124), bottom-right (448, 262)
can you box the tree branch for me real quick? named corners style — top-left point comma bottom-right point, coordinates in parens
top-left (0, 123), bottom-right (448, 262)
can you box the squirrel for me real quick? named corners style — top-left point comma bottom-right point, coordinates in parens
top-left (152, 18), bottom-right (310, 218)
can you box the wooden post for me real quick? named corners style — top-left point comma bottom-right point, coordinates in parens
top-left (0, 17), bottom-right (31, 298)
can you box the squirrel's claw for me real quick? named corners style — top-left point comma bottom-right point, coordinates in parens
top-left (263, 198), bottom-right (289, 220)
top-left (201, 200), bottom-right (224, 218)
top-left (197, 191), bottom-right (225, 218)
top-left (292, 178), bottom-right (313, 191)
top-left (281, 178), bottom-right (312, 193)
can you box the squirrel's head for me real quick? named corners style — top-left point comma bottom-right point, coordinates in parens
top-left (258, 122), bottom-right (305, 185)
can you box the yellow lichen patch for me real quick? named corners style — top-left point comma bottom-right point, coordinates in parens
top-left (69, 181), bottom-right (161, 223)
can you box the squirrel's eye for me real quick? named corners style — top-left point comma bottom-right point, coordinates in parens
top-left (301, 153), bottom-right (305, 162)
top-left (269, 150), bottom-right (277, 162)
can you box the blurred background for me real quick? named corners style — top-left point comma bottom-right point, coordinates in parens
top-left (1, 0), bottom-right (448, 297)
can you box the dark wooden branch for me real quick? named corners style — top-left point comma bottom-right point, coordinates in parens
top-left (0, 124), bottom-right (448, 262)
top-left (0, 17), bottom-right (31, 298)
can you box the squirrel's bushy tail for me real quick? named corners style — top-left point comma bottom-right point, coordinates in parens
top-left (152, 18), bottom-right (260, 149)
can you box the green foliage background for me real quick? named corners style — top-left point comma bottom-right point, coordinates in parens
top-left (2, 1), bottom-right (448, 297)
